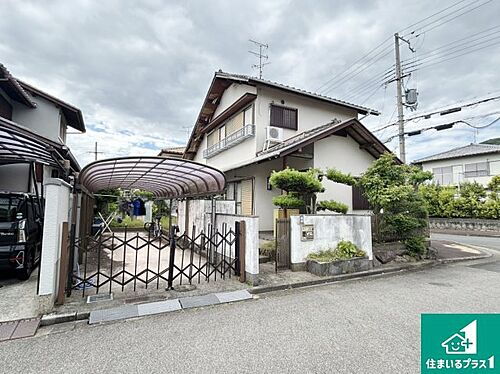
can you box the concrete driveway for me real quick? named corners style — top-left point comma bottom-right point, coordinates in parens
top-left (0, 269), bottom-right (39, 322)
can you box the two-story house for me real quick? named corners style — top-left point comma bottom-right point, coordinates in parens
top-left (183, 71), bottom-right (393, 232)
top-left (0, 62), bottom-right (85, 194)
top-left (414, 143), bottom-right (500, 187)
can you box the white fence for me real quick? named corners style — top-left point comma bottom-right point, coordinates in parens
top-left (290, 214), bottom-right (373, 267)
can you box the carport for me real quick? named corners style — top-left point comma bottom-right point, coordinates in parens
top-left (0, 119), bottom-right (79, 321)
top-left (59, 155), bottom-right (254, 302)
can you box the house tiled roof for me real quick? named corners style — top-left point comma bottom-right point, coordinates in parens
top-left (218, 118), bottom-right (397, 172)
top-left (215, 71), bottom-right (380, 116)
top-left (414, 143), bottom-right (500, 163)
top-left (161, 146), bottom-right (185, 154)
top-left (0, 63), bottom-right (36, 108)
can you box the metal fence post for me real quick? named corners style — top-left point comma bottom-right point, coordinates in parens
top-left (234, 222), bottom-right (240, 276)
top-left (167, 225), bottom-right (178, 290)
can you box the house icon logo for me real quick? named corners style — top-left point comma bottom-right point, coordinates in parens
top-left (441, 320), bottom-right (477, 355)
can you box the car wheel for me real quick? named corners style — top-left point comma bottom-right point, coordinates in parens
top-left (17, 251), bottom-right (33, 280)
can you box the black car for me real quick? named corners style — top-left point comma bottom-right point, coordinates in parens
top-left (0, 192), bottom-right (43, 280)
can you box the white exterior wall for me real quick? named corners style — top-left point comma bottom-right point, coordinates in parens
top-left (12, 95), bottom-right (63, 143)
top-left (213, 213), bottom-right (259, 283)
top-left (420, 154), bottom-right (500, 186)
top-left (212, 83), bottom-right (257, 118)
top-left (195, 82), bottom-right (359, 170)
top-left (290, 214), bottom-right (373, 265)
top-left (177, 199), bottom-right (236, 234)
top-left (225, 158), bottom-right (281, 231)
top-left (254, 86), bottom-right (358, 153)
top-left (314, 134), bottom-right (375, 212)
top-left (38, 178), bottom-right (71, 313)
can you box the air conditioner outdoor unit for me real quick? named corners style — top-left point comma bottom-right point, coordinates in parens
top-left (266, 126), bottom-right (284, 142)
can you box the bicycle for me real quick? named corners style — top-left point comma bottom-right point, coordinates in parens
top-left (144, 215), bottom-right (163, 238)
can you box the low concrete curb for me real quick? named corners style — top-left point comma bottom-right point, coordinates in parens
top-left (249, 250), bottom-right (493, 295)
top-left (39, 248), bottom-right (493, 327)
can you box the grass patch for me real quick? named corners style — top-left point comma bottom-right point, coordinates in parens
top-left (260, 240), bottom-right (276, 259)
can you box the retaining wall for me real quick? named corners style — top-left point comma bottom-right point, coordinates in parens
top-left (429, 218), bottom-right (500, 233)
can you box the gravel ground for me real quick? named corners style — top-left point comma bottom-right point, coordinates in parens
top-left (1, 250), bottom-right (499, 374)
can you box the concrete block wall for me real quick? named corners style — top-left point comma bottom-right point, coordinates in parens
top-left (290, 214), bottom-right (373, 269)
top-left (429, 217), bottom-right (500, 233)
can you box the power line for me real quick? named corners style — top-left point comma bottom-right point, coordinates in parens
top-left (401, 24), bottom-right (500, 64)
top-left (398, 0), bottom-right (471, 34)
top-left (315, 0), bottom-right (490, 99)
top-left (383, 115), bottom-right (500, 143)
top-left (373, 94), bottom-right (500, 133)
top-left (404, 0), bottom-right (493, 38)
top-left (319, 45), bottom-right (394, 95)
top-left (402, 31), bottom-right (500, 70)
top-left (402, 38), bottom-right (500, 75)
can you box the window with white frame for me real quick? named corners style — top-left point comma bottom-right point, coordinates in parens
top-left (464, 162), bottom-right (489, 178)
top-left (432, 166), bottom-right (453, 185)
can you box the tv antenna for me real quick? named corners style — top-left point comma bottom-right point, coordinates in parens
top-left (248, 39), bottom-right (270, 79)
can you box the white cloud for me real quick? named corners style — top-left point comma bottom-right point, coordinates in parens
top-left (0, 0), bottom-right (499, 167)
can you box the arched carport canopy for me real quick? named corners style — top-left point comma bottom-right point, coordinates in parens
top-left (79, 156), bottom-right (226, 199)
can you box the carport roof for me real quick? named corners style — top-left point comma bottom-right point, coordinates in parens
top-left (79, 156), bottom-right (226, 199)
top-left (0, 118), bottom-right (80, 171)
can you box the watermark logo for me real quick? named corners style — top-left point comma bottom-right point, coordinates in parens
top-left (441, 320), bottom-right (476, 355)
top-left (421, 314), bottom-right (499, 372)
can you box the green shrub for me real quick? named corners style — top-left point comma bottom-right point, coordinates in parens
top-left (269, 168), bottom-right (324, 194)
top-left (404, 235), bottom-right (427, 257)
top-left (110, 216), bottom-right (145, 228)
top-left (325, 168), bottom-right (356, 186)
top-left (272, 194), bottom-right (305, 209)
top-left (336, 240), bottom-right (365, 258)
top-left (307, 240), bottom-right (365, 262)
top-left (316, 200), bottom-right (348, 214)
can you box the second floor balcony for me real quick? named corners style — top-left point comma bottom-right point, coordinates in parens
top-left (203, 124), bottom-right (255, 159)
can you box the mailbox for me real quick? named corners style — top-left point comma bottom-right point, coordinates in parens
top-left (301, 224), bottom-right (314, 241)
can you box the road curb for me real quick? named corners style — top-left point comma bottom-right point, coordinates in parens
top-left (249, 252), bottom-right (492, 296)
top-left (39, 251), bottom-right (493, 326)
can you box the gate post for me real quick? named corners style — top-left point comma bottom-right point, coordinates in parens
top-left (167, 225), bottom-right (178, 290)
top-left (235, 221), bottom-right (246, 283)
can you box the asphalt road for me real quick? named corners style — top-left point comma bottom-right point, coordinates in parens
top-left (431, 232), bottom-right (500, 252)
top-left (1, 239), bottom-right (499, 374)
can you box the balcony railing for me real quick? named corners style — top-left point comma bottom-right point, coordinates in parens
top-left (203, 124), bottom-right (255, 159)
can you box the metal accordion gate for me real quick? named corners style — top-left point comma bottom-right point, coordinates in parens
top-left (275, 218), bottom-right (291, 271)
top-left (67, 223), bottom-right (242, 297)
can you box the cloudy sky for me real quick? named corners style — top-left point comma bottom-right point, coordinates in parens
top-left (1, 0), bottom-right (499, 167)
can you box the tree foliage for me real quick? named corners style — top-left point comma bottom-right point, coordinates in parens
top-left (270, 168), bottom-right (324, 211)
top-left (316, 200), bottom-right (348, 214)
top-left (325, 168), bottom-right (356, 186)
top-left (420, 181), bottom-right (500, 219)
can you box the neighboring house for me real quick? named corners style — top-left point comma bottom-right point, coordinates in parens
top-left (414, 143), bottom-right (500, 187)
top-left (182, 71), bottom-right (393, 232)
top-left (0, 62), bottom-right (85, 194)
top-left (158, 146), bottom-right (185, 158)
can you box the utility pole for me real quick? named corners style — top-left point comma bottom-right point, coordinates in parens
top-left (394, 33), bottom-right (406, 163)
top-left (87, 141), bottom-right (104, 161)
top-left (248, 39), bottom-right (270, 79)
